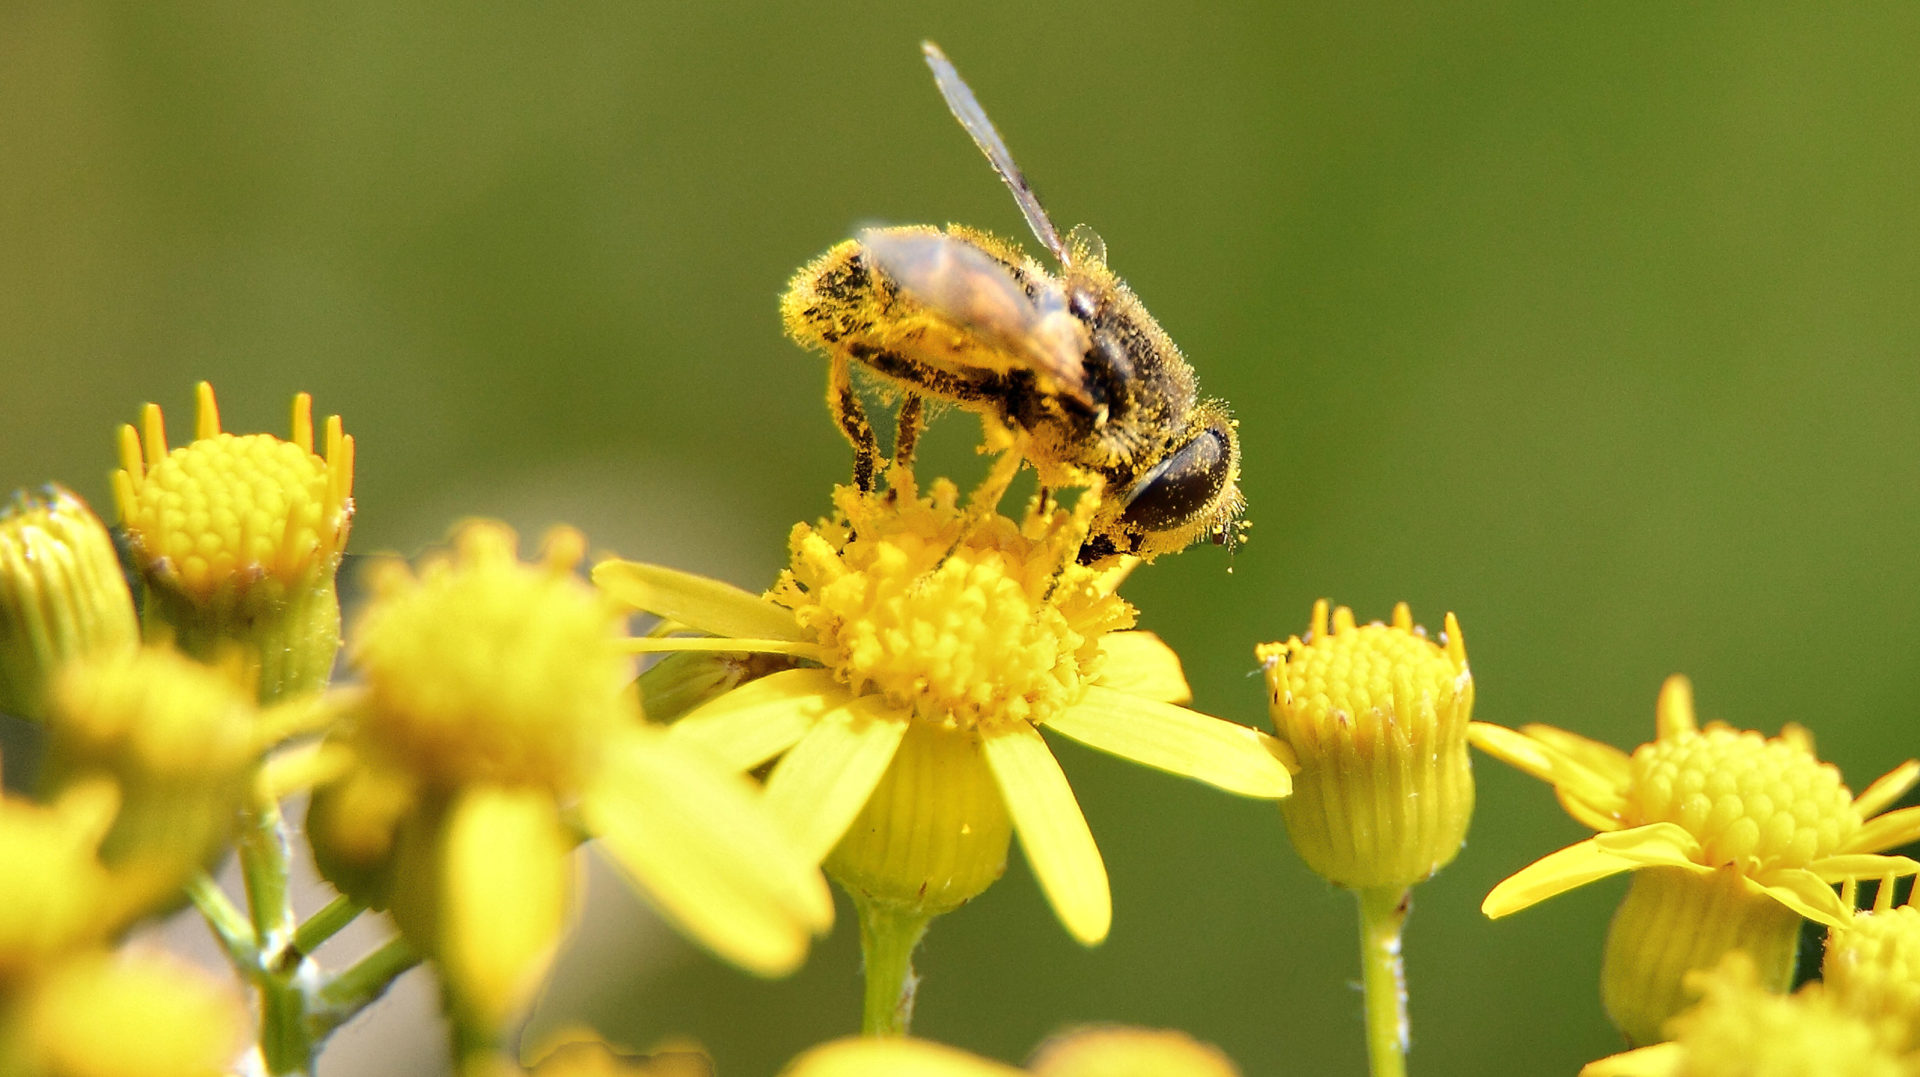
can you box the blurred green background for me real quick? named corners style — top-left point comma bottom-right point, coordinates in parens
top-left (6, 4), bottom-right (1920, 1074)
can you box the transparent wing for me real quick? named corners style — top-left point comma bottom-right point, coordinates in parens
top-left (922, 41), bottom-right (1068, 266)
top-left (860, 227), bottom-right (1092, 404)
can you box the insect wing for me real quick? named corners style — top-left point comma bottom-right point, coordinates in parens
top-left (922, 41), bottom-right (1067, 265)
top-left (861, 228), bottom-right (1092, 403)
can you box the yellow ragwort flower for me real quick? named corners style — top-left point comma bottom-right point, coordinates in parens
top-left (596, 465), bottom-right (1292, 945)
top-left (308, 522), bottom-right (830, 1039)
top-left (113, 382), bottom-right (354, 701)
top-left (0, 486), bottom-right (138, 722)
top-left (1580, 953), bottom-right (1920, 1077)
top-left (1256, 599), bottom-right (1474, 891)
top-left (0, 782), bottom-right (120, 990)
top-left (2, 948), bottom-right (251, 1077)
top-left (1826, 881), bottom-right (1920, 1050)
top-left (519, 1029), bottom-right (713, 1077)
top-left (43, 647), bottom-right (261, 916)
top-left (1474, 675), bottom-right (1920, 1044)
top-left (779, 1026), bottom-right (1242, 1077)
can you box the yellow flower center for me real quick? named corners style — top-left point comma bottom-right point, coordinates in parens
top-left (1664, 955), bottom-right (1910, 1077)
top-left (1826, 904), bottom-right (1920, 1043)
top-left (1261, 601), bottom-right (1468, 746)
top-left (1627, 725), bottom-right (1857, 873)
top-left (770, 468), bottom-right (1132, 735)
top-left (349, 523), bottom-right (632, 792)
top-left (113, 383), bottom-right (353, 600)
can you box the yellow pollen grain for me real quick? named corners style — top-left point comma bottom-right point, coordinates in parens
top-left (1628, 725), bottom-right (1857, 872)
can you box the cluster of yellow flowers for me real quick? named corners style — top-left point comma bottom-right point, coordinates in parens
top-left (0, 380), bottom-right (1916, 1076)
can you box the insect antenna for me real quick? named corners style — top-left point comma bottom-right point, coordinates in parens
top-left (921, 41), bottom-right (1069, 267)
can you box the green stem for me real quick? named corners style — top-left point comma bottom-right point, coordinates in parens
top-left (449, 997), bottom-right (506, 1077)
top-left (856, 897), bottom-right (932, 1036)
top-left (1354, 886), bottom-right (1411, 1077)
top-left (292, 895), bottom-right (362, 956)
top-left (238, 794), bottom-right (312, 1076)
top-left (188, 872), bottom-right (259, 970)
top-left (313, 937), bottom-right (420, 1037)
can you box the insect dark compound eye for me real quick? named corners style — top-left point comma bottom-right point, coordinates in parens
top-left (1118, 424), bottom-right (1235, 535)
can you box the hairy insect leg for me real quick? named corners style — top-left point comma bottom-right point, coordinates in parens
top-left (828, 352), bottom-right (880, 491)
top-left (892, 394), bottom-right (926, 468)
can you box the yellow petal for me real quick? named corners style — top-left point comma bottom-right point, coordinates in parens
top-left (1578, 1042), bottom-right (1685, 1077)
top-left (1468, 722), bottom-right (1556, 779)
top-left (1028, 1026), bottom-right (1242, 1077)
top-left (780, 1037), bottom-right (1022, 1077)
top-left (667, 669), bottom-right (841, 771)
top-left (1472, 722), bottom-right (1628, 820)
top-left (983, 724), bottom-right (1111, 945)
top-left (1848, 804), bottom-right (1920, 855)
top-left (586, 735), bottom-right (833, 978)
top-left (1483, 835), bottom-right (1664, 919)
top-left (1049, 687), bottom-right (1290, 798)
top-left (762, 695), bottom-right (908, 862)
top-left (1091, 632), bottom-right (1191, 703)
top-left (1654, 674), bottom-right (1696, 739)
top-left (1813, 852), bottom-right (1920, 884)
top-left (593, 559), bottom-right (806, 641)
top-left (440, 787), bottom-right (573, 1029)
top-left (1519, 722), bottom-right (1633, 788)
top-left (1592, 821), bottom-right (1707, 866)
top-left (1555, 786), bottom-right (1627, 834)
top-left (1747, 868), bottom-right (1851, 927)
top-left (1854, 760), bottom-right (1920, 818)
top-left (622, 636), bottom-right (824, 658)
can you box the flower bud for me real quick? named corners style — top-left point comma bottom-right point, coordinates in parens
top-left (0, 486), bottom-right (138, 721)
top-left (1256, 600), bottom-right (1474, 890)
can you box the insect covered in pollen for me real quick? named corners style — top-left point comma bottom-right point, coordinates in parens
top-left (781, 41), bottom-right (1244, 564)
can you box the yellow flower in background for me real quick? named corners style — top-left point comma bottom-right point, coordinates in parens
top-left (43, 647), bottom-right (261, 917)
top-left (1580, 953), bottom-right (1920, 1077)
top-left (780, 1026), bottom-right (1242, 1077)
top-left (308, 522), bottom-right (829, 1043)
top-left (596, 465), bottom-right (1292, 947)
top-left (1474, 675), bottom-right (1920, 1044)
top-left (1256, 599), bottom-right (1474, 891)
top-left (3, 949), bottom-right (250, 1077)
top-left (113, 382), bottom-right (354, 702)
top-left (0, 780), bottom-right (251, 1074)
top-left (0, 485), bottom-right (139, 722)
top-left (1826, 881), bottom-right (1920, 1049)
top-left (0, 783), bottom-right (120, 988)
top-left (519, 1028), bottom-right (712, 1077)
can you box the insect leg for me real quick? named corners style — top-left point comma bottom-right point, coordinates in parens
top-left (828, 351), bottom-right (879, 491)
top-left (892, 394), bottom-right (926, 467)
